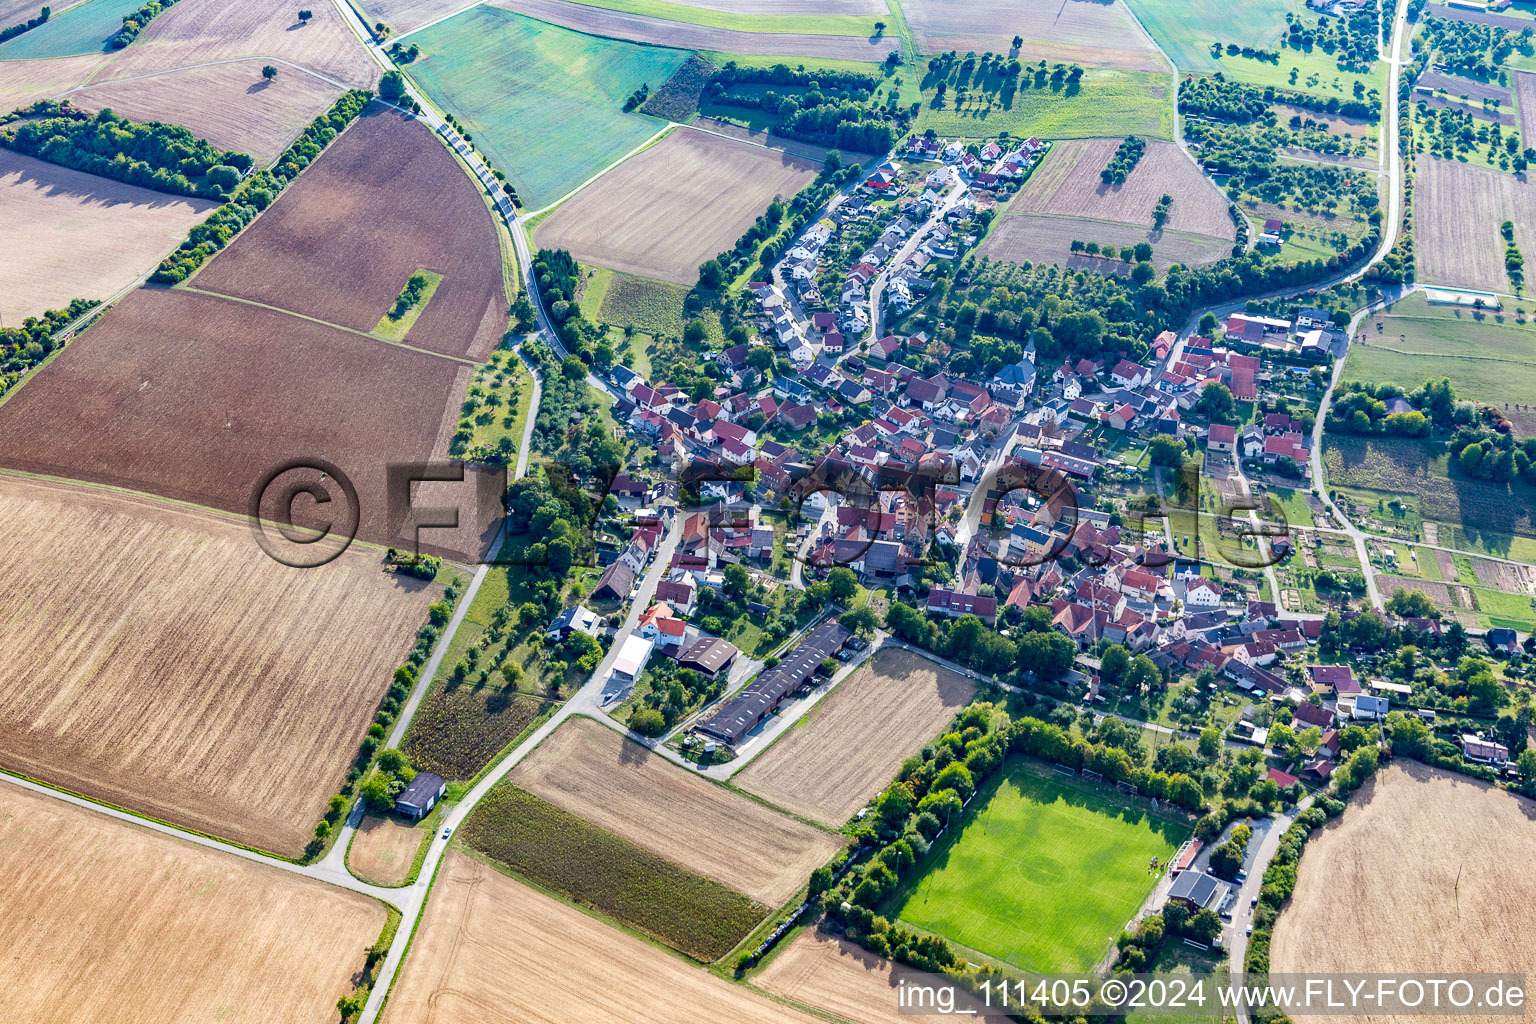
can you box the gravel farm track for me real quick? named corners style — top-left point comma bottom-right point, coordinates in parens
top-left (1271, 763), bottom-right (1536, 1024)
top-left (0, 766), bottom-right (386, 1024)
top-left (193, 105), bottom-right (508, 360)
top-left (509, 716), bottom-right (844, 904)
top-left (0, 287), bottom-right (501, 564)
top-left (0, 150), bottom-right (216, 323)
top-left (735, 648), bottom-right (977, 827)
top-left (536, 127), bottom-right (821, 286)
top-left (0, 474), bottom-right (445, 857)
top-left (382, 851), bottom-right (824, 1024)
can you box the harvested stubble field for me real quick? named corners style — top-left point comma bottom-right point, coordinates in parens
top-left (385, 851), bottom-right (821, 1024)
top-left (1272, 763), bottom-right (1536, 1024)
top-left (754, 926), bottom-right (1011, 1024)
top-left (1515, 71), bottom-right (1536, 151)
top-left (409, 7), bottom-right (690, 210)
top-left (981, 213), bottom-right (1232, 273)
top-left (1006, 138), bottom-right (1235, 239)
top-left (67, 61), bottom-right (341, 166)
top-left (348, 813), bottom-right (428, 886)
top-left (92, 0), bottom-right (375, 88)
top-left (0, 287), bottom-right (500, 563)
top-left (511, 716), bottom-right (844, 904)
top-left (459, 782), bottom-right (767, 960)
top-left (537, 128), bottom-right (820, 285)
top-left (1416, 156), bottom-right (1536, 292)
top-left (0, 474), bottom-right (443, 856)
top-left (402, 685), bottom-right (551, 780)
top-left (0, 51), bottom-right (108, 111)
top-left (194, 107), bottom-right (507, 360)
top-left (0, 782), bottom-right (385, 1024)
top-left (0, 150), bottom-right (215, 323)
top-left (0, 0), bottom-right (48, 24)
top-left (736, 648), bottom-right (976, 826)
top-left (0, 0), bottom-right (145, 59)
top-left (488, 0), bottom-right (899, 61)
top-left (902, 0), bottom-right (1167, 71)
top-left (693, 114), bottom-right (864, 163)
top-left (359, 0), bottom-right (476, 35)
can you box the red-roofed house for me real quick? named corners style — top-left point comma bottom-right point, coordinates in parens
top-left (927, 587), bottom-right (998, 625)
top-left (1208, 423), bottom-right (1236, 453)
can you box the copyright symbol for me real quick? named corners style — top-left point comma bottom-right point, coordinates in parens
top-left (249, 459), bottom-right (360, 568)
top-left (1101, 979), bottom-right (1127, 1006)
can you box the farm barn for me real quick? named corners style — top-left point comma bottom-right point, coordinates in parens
top-left (694, 617), bottom-right (850, 744)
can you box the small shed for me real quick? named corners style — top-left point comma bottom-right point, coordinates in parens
top-left (395, 771), bottom-right (447, 820)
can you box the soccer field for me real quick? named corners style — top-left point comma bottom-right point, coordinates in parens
top-left (894, 766), bottom-right (1188, 973)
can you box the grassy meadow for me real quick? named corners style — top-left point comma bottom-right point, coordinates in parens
top-left (915, 65), bottom-right (1174, 141)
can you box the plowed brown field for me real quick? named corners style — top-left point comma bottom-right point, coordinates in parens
top-left (94, 0), bottom-right (376, 88)
top-left (0, 150), bottom-right (215, 322)
top-left (536, 128), bottom-right (820, 285)
top-left (511, 717), bottom-right (843, 904)
top-left (903, 0), bottom-right (1166, 71)
top-left (385, 852), bottom-right (821, 1024)
top-left (0, 474), bottom-right (443, 856)
top-left (0, 287), bottom-right (499, 564)
top-left (736, 648), bottom-right (975, 825)
top-left (1271, 762), bottom-right (1536, 1024)
top-left (68, 60), bottom-right (340, 166)
top-left (194, 106), bottom-right (507, 360)
top-left (0, 781), bottom-right (386, 1024)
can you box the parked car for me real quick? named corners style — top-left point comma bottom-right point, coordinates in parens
top-left (441, 827), bottom-right (453, 840)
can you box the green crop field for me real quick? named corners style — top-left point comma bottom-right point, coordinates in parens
top-left (408, 7), bottom-right (689, 209)
top-left (915, 67), bottom-right (1174, 141)
top-left (459, 782), bottom-right (767, 961)
top-left (1124, 0), bottom-right (1301, 74)
top-left (893, 766), bottom-right (1188, 973)
top-left (0, 0), bottom-right (150, 59)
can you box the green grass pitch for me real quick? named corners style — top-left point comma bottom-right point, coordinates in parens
top-left (405, 6), bottom-right (690, 210)
top-left (893, 765), bottom-right (1188, 973)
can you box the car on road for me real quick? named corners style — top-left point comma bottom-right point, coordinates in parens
top-left (1235, 869), bottom-right (1247, 883)
top-left (1246, 924), bottom-right (1253, 936)
top-left (441, 827), bottom-right (453, 840)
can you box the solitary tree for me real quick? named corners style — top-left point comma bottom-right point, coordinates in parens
top-left (873, 19), bottom-right (886, 35)
top-left (297, 8), bottom-right (312, 21)
top-left (1012, 34), bottom-right (1023, 49)
top-left (261, 64), bottom-right (278, 81)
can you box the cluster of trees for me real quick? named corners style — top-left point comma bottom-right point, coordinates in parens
top-left (883, 600), bottom-right (1079, 680)
top-left (0, 4), bottom-right (48, 45)
top-left (3, 105), bottom-right (247, 198)
top-left (522, 337), bottom-right (624, 479)
top-left (385, 548), bottom-right (440, 580)
top-left (108, 0), bottom-right (182, 49)
top-left (1449, 426), bottom-right (1536, 487)
top-left (1101, 135), bottom-right (1145, 184)
top-left (0, 297), bottom-right (95, 392)
top-left (1208, 821), bottom-right (1253, 879)
top-left (358, 747), bottom-right (417, 813)
top-left (1284, 7), bottom-right (1381, 72)
top-left (504, 460), bottom-right (597, 579)
top-left (389, 271), bottom-right (431, 319)
top-left (712, 61), bottom-right (879, 94)
top-left (1416, 100), bottom-right (1528, 170)
top-left (1186, 119), bottom-right (1378, 216)
top-left (530, 247), bottom-right (604, 360)
top-left (703, 63), bottom-right (904, 151)
top-left (1113, 899), bottom-right (1222, 971)
top-left (780, 100), bottom-right (900, 152)
top-left (152, 89), bottom-right (370, 282)
top-left (1326, 378), bottom-right (1454, 436)
top-left (1181, 73), bottom-right (1377, 124)
top-left (925, 51), bottom-right (1083, 116)
top-left (629, 659), bottom-right (724, 736)
top-left (1504, 220), bottom-right (1526, 288)
top-left (1420, 17), bottom-right (1521, 79)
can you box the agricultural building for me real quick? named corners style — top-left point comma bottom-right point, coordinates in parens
top-left (678, 638), bottom-right (738, 678)
top-left (396, 771), bottom-right (447, 820)
top-left (694, 618), bottom-right (850, 744)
